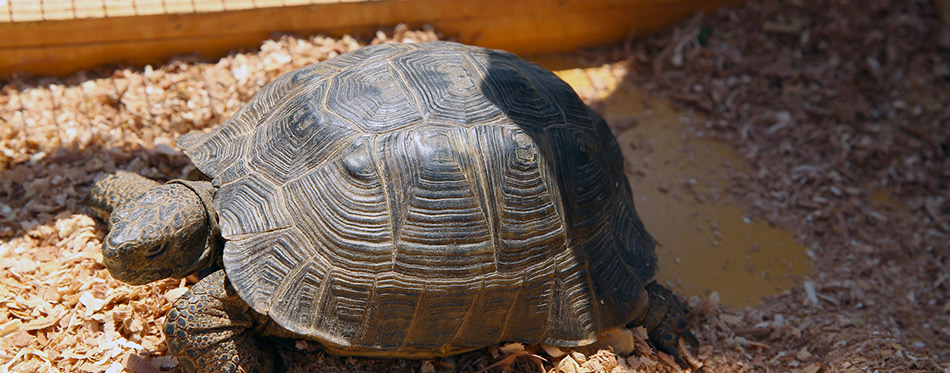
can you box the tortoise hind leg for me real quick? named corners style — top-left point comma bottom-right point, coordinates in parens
top-left (164, 270), bottom-right (275, 373)
top-left (627, 281), bottom-right (699, 367)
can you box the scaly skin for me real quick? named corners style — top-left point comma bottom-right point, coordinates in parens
top-left (627, 282), bottom-right (700, 367)
top-left (87, 171), bottom-right (160, 221)
top-left (100, 181), bottom-right (216, 285)
top-left (164, 270), bottom-right (275, 373)
top-left (91, 172), bottom-right (272, 372)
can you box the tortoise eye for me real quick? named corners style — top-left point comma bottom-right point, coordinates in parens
top-left (145, 241), bottom-right (169, 259)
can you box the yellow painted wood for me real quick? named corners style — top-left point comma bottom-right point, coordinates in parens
top-left (1, 0), bottom-right (741, 76)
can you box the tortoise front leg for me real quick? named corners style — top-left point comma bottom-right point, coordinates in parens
top-left (164, 270), bottom-right (275, 373)
top-left (87, 171), bottom-right (161, 221)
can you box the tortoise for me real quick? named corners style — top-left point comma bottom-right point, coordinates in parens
top-left (89, 41), bottom-right (697, 372)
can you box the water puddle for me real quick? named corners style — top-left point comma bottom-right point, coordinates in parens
top-left (544, 60), bottom-right (812, 307)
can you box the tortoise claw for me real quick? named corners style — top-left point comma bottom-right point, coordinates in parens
top-left (647, 323), bottom-right (692, 369)
top-left (682, 329), bottom-right (700, 347)
top-left (636, 282), bottom-right (700, 369)
top-left (662, 344), bottom-right (689, 369)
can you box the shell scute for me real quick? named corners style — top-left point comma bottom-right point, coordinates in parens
top-left (325, 58), bottom-right (423, 133)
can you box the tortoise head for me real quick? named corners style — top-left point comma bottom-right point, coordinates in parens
top-left (102, 182), bottom-right (218, 285)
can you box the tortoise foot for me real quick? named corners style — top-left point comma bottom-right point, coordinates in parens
top-left (164, 270), bottom-right (275, 373)
top-left (627, 281), bottom-right (699, 368)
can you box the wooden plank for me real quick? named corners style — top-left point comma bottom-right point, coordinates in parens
top-left (0, 0), bottom-right (635, 47)
top-left (3, 0), bottom-right (738, 49)
top-left (4, 34), bottom-right (264, 72)
top-left (0, 0), bottom-right (741, 76)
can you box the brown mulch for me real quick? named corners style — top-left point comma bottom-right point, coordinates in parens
top-left (1, 1), bottom-right (948, 372)
top-left (618, 0), bottom-right (949, 370)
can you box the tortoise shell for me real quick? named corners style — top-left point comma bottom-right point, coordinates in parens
top-left (176, 41), bottom-right (657, 355)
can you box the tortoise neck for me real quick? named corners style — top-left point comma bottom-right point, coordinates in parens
top-left (167, 179), bottom-right (222, 276)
